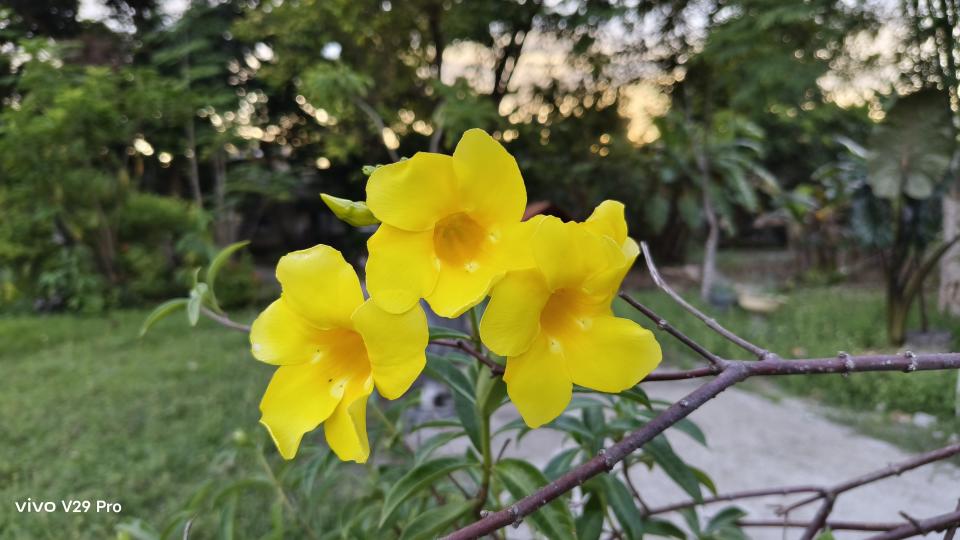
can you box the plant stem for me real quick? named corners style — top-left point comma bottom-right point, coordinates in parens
top-left (475, 397), bottom-right (494, 518)
top-left (468, 306), bottom-right (483, 350)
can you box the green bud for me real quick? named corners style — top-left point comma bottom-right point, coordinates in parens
top-left (320, 193), bottom-right (380, 227)
top-left (361, 164), bottom-right (379, 176)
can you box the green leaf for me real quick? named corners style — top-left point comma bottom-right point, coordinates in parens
top-left (495, 459), bottom-right (577, 540)
top-left (637, 410), bottom-right (707, 446)
top-left (600, 476), bottom-right (643, 540)
top-left (704, 506), bottom-right (748, 540)
top-left (379, 456), bottom-right (469, 528)
top-left (321, 193), bottom-right (380, 226)
top-left (866, 89), bottom-right (954, 200)
top-left (186, 283), bottom-right (208, 327)
top-left (576, 490), bottom-right (605, 540)
top-left (428, 326), bottom-right (472, 342)
top-left (206, 240), bottom-right (250, 295)
top-left (815, 529), bottom-right (836, 540)
top-left (645, 436), bottom-right (702, 503)
top-left (544, 448), bottom-right (580, 480)
top-left (138, 298), bottom-right (188, 337)
top-left (620, 387), bottom-right (652, 409)
top-left (453, 389), bottom-right (483, 452)
top-left (642, 518), bottom-right (687, 539)
top-left (398, 500), bottom-right (474, 540)
top-left (414, 431), bottom-right (465, 465)
top-left (218, 493), bottom-right (237, 540)
top-left (425, 355), bottom-right (475, 404)
top-left (690, 466), bottom-right (718, 496)
top-left (475, 368), bottom-right (507, 418)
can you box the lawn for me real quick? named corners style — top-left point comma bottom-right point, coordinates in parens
top-left (0, 310), bottom-right (268, 539)
top-left (1, 284), bottom-right (957, 538)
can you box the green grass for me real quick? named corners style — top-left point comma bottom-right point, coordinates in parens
top-left (615, 285), bottom-right (960, 418)
top-left (0, 309), bottom-right (270, 539)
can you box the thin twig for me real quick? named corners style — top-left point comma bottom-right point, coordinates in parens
top-left (944, 500), bottom-right (960, 540)
top-left (639, 241), bottom-right (777, 360)
top-left (643, 485), bottom-right (824, 515)
top-left (200, 306), bottom-right (252, 333)
top-left (738, 519), bottom-right (900, 532)
top-left (801, 496), bottom-right (836, 540)
top-left (619, 293), bottom-right (727, 369)
top-left (622, 461), bottom-right (651, 513)
top-left (866, 509), bottom-right (960, 540)
top-left (779, 442), bottom-right (960, 515)
top-left (431, 339), bottom-right (505, 375)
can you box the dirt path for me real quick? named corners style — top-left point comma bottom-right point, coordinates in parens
top-left (427, 380), bottom-right (960, 539)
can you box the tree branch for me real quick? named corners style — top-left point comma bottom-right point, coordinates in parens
top-left (738, 519), bottom-right (900, 532)
top-left (431, 339), bottom-right (505, 375)
top-left (643, 485), bottom-right (824, 515)
top-left (619, 293), bottom-right (727, 370)
top-left (778, 442), bottom-right (960, 515)
top-left (443, 352), bottom-right (960, 539)
top-left (639, 241), bottom-right (778, 360)
top-left (866, 509), bottom-right (960, 540)
top-left (200, 306), bottom-right (252, 333)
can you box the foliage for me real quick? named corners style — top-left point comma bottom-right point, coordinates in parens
top-left (865, 90), bottom-right (954, 199)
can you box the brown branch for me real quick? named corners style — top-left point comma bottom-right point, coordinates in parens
top-left (944, 500), bottom-right (960, 540)
top-left (866, 509), bottom-right (960, 540)
top-left (801, 496), bottom-right (836, 540)
top-left (619, 293), bottom-right (727, 370)
top-left (443, 355), bottom-right (960, 539)
top-left (643, 485), bottom-right (824, 515)
top-left (431, 339), bottom-right (504, 375)
top-left (639, 241), bottom-right (778, 360)
top-left (200, 306), bottom-right (252, 333)
top-left (738, 519), bottom-right (901, 532)
top-left (779, 442), bottom-right (960, 515)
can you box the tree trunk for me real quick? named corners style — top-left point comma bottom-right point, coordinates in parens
top-left (184, 120), bottom-right (203, 208)
top-left (939, 189), bottom-right (960, 315)
top-left (700, 186), bottom-right (720, 302)
top-left (212, 148), bottom-right (236, 245)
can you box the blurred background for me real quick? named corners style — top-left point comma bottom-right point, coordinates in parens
top-left (1, 0), bottom-right (960, 537)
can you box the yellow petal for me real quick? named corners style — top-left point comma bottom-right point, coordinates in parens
top-left (365, 225), bottom-right (439, 314)
top-left (249, 299), bottom-right (322, 365)
top-left (276, 245), bottom-right (364, 329)
top-left (531, 217), bottom-right (590, 290)
top-left (582, 235), bottom-right (638, 300)
top-left (426, 261), bottom-right (502, 318)
top-left (503, 334), bottom-right (572, 428)
top-left (351, 300), bottom-right (428, 400)
top-left (452, 129), bottom-right (526, 227)
top-left (584, 200), bottom-right (628, 245)
top-left (324, 374), bottom-right (374, 463)
top-left (480, 269), bottom-right (551, 356)
top-left (259, 362), bottom-right (347, 460)
top-left (563, 316), bottom-right (662, 393)
top-left (494, 215), bottom-right (547, 272)
top-left (366, 152), bottom-right (459, 232)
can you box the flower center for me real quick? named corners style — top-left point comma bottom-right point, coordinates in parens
top-left (433, 212), bottom-right (487, 268)
top-left (540, 288), bottom-right (599, 344)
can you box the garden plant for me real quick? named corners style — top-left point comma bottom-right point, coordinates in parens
top-left (143, 129), bottom-right (960, 540)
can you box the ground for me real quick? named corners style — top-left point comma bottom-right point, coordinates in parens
top-left (1, 283), bottom-right (958, 538)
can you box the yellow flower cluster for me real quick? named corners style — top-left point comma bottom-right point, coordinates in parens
top-left (249, 129), bottom-right (661, 462)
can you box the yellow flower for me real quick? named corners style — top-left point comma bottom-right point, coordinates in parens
top-left (364, 129), bottom-right (529, 318)
top-left (249, 244), bottom-right (428, 462)
top-left (479, 201), bottom-right (662, 428)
